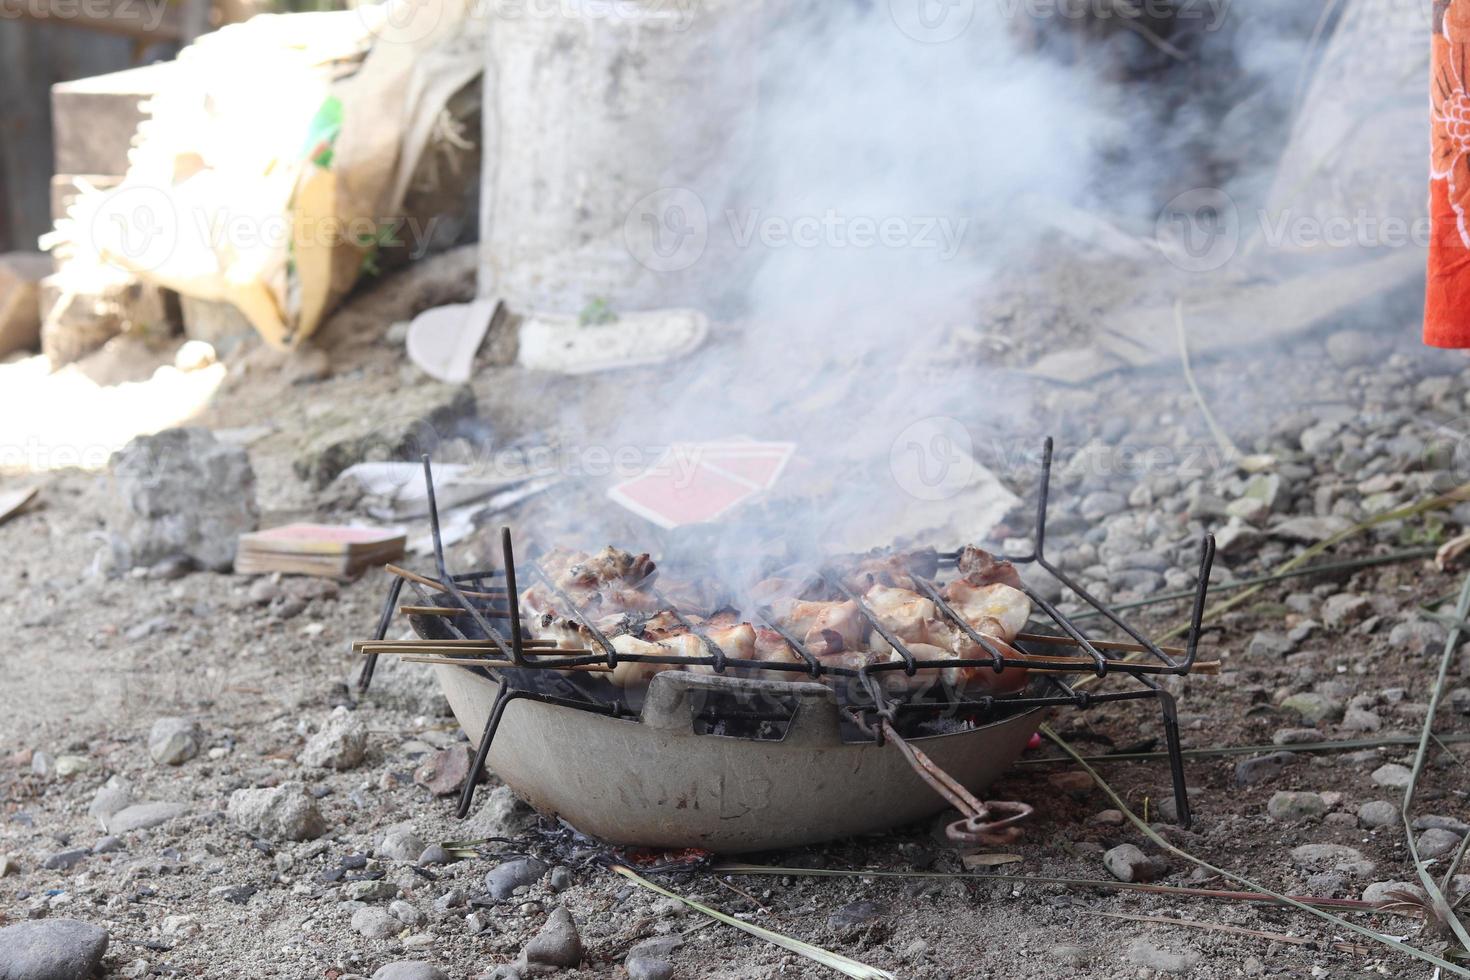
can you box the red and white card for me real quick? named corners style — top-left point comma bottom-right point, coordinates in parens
top-left (607, 439), bottom-right (795, 529)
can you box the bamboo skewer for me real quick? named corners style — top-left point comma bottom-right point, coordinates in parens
top-left (352, 639), bottom-right (561, 652)
top-left (385, 563), bottom-right (507, 600)
top-left (395, 655), bottom-right (611, 672)
top-left (400, 605), bottom-right (467, 617)
top-left (1015, 631), bottom-right (1187, 658)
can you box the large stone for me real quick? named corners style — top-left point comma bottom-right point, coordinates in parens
top-left (372, 963), bottom-right (449, 980)
top-left (1267, 791), bottom-right (1327, 823)
top-left (1358, 800), bottom-right (1397, 829)
top-left (352, 907), bottom-right (401, 940)
top-left (105, 801), bottom-right (190, 834)
top-left (625, 936), bottom-right (682, 980)
top-left (377, 826), bottom-right (426, 863)
top-left (293, 384), bottom-right (476, 490)
top-left (148, 717), bottom-right (201, 766)
top-left (87, 776), bottom-right (134, 824)
top-left (0, 919), bottom-right (109, 980)
top-left (108, 428), bottom-right (258, 572)
top-left (300, 708), bottom-right (368, 771)
top-left (524, 907), bottom-right (583, 968)
top-left (1235, 751), bottom-right (1294, 786)
top-left (1280, 692), bottom-right (1344, 725)
top-left (0, 252), bottom-right (49, 358)
top-left (1417, 827), bottom-right (1464, 858)
top-left (1103, 843), bottom-right (1160, 883)
top-left (1371, 763), bottom-right (1414, 790)
top-left (227, 783), bottom-right (326, 841)
top-left (485, 857), bottom-right (548, 899)
top-left (413, 746), bottom-right (473, 797)
top-left (1322, 594), bottom-right (1373, 631)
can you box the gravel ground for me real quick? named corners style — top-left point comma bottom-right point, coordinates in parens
top-left (3, 264), bottom-right (1470, 979)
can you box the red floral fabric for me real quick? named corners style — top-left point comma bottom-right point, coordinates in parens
top-left (1428, 0), bottom-right (1470, 346)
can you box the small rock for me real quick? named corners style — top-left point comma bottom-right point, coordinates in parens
top-left (1214, 518), bottom-right (1262, 555)
top-left (1267, 791), bottom-right (1327, 823)
top-left (372, 963), bottom-right (449, 980)
top-left (352, 907), bottom-right (401, 940)
top-left (108, 427), bottom-right (258, 571)
top-left (1103, 843), bottom-right (1160, 883)
top-left (42, 848), bottom-right (88, 871)
top-left (1322, 594), bottom-right (1373, 631)
top-left (91, 836), bottom-right (122, 855)
top-left (389, 900), bottom-right (426, 927)
top-left (413, 746), bottom-right (474, 796)
top-left (378, 827), bottom-right (426, 863)
top-left (53, 755), bottom-right (88, 777)
top-left (524, 906), bottom-right (583, 968)
top-left (1281, 692), bottom-right (1343, 725)
top-left (1090, 809), bottom-right (1125, 826)
top-left (417, 844), bottom-right (450, 867)
top-left (464, 911), bottom-right (490, 935)
top-left (1371, 763), bottom-right (1414, 790)
top-left (344, 880), bottom-right (399, 903)
top-left (626, 936), bottom-right (682, 980)
top-left (227, 783), bottom-right (326, 841)
top-left (1272, 728), bottom-right (1321, 746)
top-left (1363, 880), bottom-right (1426, 905)
top-left (1358, 800), bottom-right (1398, 829)
top-left (1126, 940), bottom-right (1199, 974)
top-left (1414, 815), bottom-right (1470, 835)
top-left (1234, 751), bottom-right (1293, 786)
top-left (1247, 631), bottom-right (1294, 658)
top-left (300, 708), bottom-right (369, 770)
top-left (105, 801), bottom-right (190, 835)
top-left (148, 717), bottom-right (201, 766)
top-left (547, 866), bottom-right (573, 892)
top-left (1272, 515), bottom-right (1352, 544)
top-left (463, 784), bottom-right (535, 838)
top-left (0, 919), bottom-right (109, 980)
top-left (1390, 618), bottom-right (1449, 656)
top-left (485, 857), bottom-right (548, 899)
top-left (827, 900), bottom-right (886, 931)
top-left (1080, 491), bottom-right (1126, 520)
top-left (88, 777), bottom-right (134, 824)
top-left (1418, 828), bottom-right (1463, 858)
top-left (1290, 843), bottom-right (1374, 876)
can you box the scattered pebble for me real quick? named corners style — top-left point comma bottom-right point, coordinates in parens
top-left (413, 746), bottom-right (474, 797)
top-left (1371, 763), bottom-right (1414, 790)
top-left (485, 857), bottom-right (548, 899)
top-left (372, 963), bottom-right (449, 980)
top-left (300, 707), bottom-right (369, 770)
top-left (1358, 800), bottom-right (1397, 829)
top-left (625, 935), bottom-right (682, 980)
top-left (524, 906), bottom-right (583, 968)
top-left (1234, 751), bottom-right (1293, 786)
top-left (0, 919), bottom-right (109, 980)
top-left (1267, 791), bottom-right (1327, 823)
top-left (1126, 940), bottom-right (1199, 974)
top-left (352, 907), bottom-right (401, 940)
top-left (147, 717), bottom-right (201, 766)
top-left (1417, 828), bottom-right (1463, 858)
top-left (227, 783), bottom-right (326, 841)
top-left (1103, 843), bottom-right (1160, 883)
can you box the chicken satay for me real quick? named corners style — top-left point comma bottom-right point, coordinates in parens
top-left (863, 584), bottom-right (940, 647)
top-left (941, 580), bottom-right (1030, 640)
top-left (953, 546), bottom-right (1022, 589)
top-left (776, 599), bottom-right (868, 653)
top-left (608, 633), bottom-right (682, 688)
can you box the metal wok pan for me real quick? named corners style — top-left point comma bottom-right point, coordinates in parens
top-left (435, 665), bottom-right (1044, 853)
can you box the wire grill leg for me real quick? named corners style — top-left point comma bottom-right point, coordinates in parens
top-left (357, 575), bottom-right (405, 694)
top-left (457, 682), bottom-right (515, 819)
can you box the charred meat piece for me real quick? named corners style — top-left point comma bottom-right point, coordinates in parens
top-left (953, 545), bottom-right (1022, 589)
top-left (941, 579), bottom-right (1030, 639)
top-left (838, 548), bottom-right (941, 592)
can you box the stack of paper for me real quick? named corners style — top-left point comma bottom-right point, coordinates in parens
top-left (235, 523), bottom-right (406, 578)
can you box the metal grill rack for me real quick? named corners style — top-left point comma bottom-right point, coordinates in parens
top-left (355, 438), bottom-right (1215, 836)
